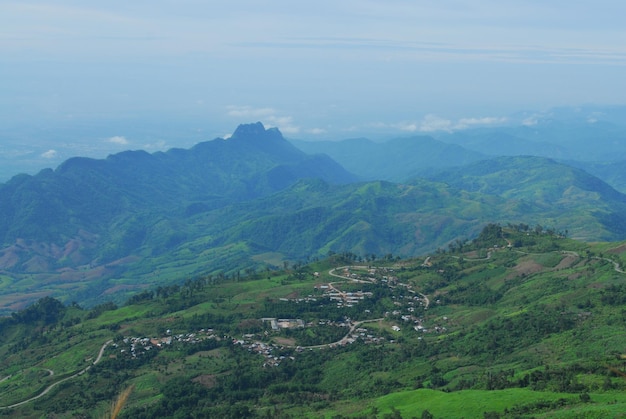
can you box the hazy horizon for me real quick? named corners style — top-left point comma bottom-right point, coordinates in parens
top-left (1, 1), bottom-right (625, 180)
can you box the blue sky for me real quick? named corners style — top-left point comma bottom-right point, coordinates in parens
top-left (1, 1), bottom-right (625, 177)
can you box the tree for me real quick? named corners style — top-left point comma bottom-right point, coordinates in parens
top-left (12, 296), bottom-right (67, 325)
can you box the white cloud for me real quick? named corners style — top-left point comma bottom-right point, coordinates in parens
top-left (417, 115), bottom-right (454, 132)
top-left (107, 135), bottom-right (129, 145)
top-left (455, 116), bottom-right (507, 129)
top-left (382, 114), bottom-right (509, 134)
top-left (266, 115), bottom-right (300, 135)
top-left (226, 105), bottom-right (276, 119)
top-left (414, 115), bottom-right (508, 132)
top-left (308, 127), bottom-right (327, 135)
top-left (41, 149), bottom-right (58, 159)
top-left (394, 122), bottom-right (419, 132)
top-left (522, 116), bottom-right (540, 126)
top-left (143, 140), bottom-right (167, 150)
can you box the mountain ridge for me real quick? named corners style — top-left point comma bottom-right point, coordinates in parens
top-left (291, 135), bottom-right (486, 181)
top-left (0, 123), bottom-right (356, 244)
top-left (1, 125), bottom-right (626, 313)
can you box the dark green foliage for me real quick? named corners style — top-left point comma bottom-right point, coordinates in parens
top-left (86, 301), bottom-right (118, 319)
top-left (441, 280), bottom-right (505, 306)
top-left (11, 296), bottom-right (66, 325)
top-left (600, 284), bottom-right (626, 305)
top-left (474, 223), bottom-right (503, 247)
top-left (124, 376), bottom-right (209, 418)
top-left (457, 306), bottom-right (576, 359)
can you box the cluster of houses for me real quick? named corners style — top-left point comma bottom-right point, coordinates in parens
top-left (233, 339), bottom-right (294, 367)
top-left (335, 326), bottom-right (388, 346)
top-left (314, 285), bottom-right (375, 308)
top-left (231, 322), bottom-right (389, 367)
top-left (114, 329), bottom-right (219, 358)
top-left (261, 317), bottom-right (305, 331)
top-left (112, 265), bottom-right (448, 365)
top-left (329, 265), bottom-right (450, 337)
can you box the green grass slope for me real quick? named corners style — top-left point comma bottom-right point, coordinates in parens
top-left (1, 226), bottom-right (626, 418)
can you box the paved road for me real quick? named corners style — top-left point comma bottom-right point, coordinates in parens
top-left (321, 265), bottom-right (432, 348)
top-left (526, 250), bottom-right (625, 274)
top-left (299, 318), bottom-right (385, 350)
top-left (0, 339), bottom-right (113, 409)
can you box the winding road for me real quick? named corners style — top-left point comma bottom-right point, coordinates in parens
top-left (316, 265), bottom-right (430, 349)
top-left (0, 339), bottom-right (113, 409)
top-left (298, 318), bottom-right (385, 350)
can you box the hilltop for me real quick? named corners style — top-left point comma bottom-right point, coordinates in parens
top-left (1, 226), bottom-right (626, 417)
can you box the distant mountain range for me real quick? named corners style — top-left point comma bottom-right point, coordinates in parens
top-left (0, 122), bottom-right (354, 251)
top-left (291, 136), bottom-right (485, 181)
top-left (292, 106), bottom-right (626, 189)
top-left (1, 121), bottom-right (626, 314)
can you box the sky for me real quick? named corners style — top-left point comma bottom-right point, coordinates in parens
top-left (1, 1), bottom-right (625, 179)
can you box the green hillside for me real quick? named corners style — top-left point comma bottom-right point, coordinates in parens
top-left (568, 160), bottom-right (626, 194)
top-left (2, 150), bottom-right (626, 315)
top-left (424, 156), bottom-right (626, 241)
top-left (1, 226), bottom-right (626, 418)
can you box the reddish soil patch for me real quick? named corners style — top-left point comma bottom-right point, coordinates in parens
top-left (0, 249), bottom-right (19, 269)
top-left (513, 259), bottom-right (543, 276)
top-left (57, 270), bottom-right (87, 282)
top-left (192, 374), bottom-right (218, 388)
top-left (106, 256), bottom-right (141, 266)
top-left (23, 256), bottom-right (51, 272)
top-left (607, 244), bottom-right (626, 255)
top-left (555, 255), bottom-right (578, 270)
top-left (274, 337), bottom-right (297, 346)
top-left (102, 284), bottom-right (143, 295)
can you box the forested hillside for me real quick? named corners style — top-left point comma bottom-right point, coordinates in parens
top-left (2, 125), bottom-right (626, 314)
top-left (1, 226), bottom-right (625, 418)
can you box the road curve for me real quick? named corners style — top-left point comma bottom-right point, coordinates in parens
top-left (0, 340), bottom-right (113, 409)
top-left (299, 318), bottom-right (385, 350)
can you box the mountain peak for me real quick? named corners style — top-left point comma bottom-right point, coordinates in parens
top-left (230, 122), bottom-right (283, 142)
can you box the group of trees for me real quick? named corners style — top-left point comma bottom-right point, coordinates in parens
top-left (455, 306), bottom-right (576, 359)
top-left (10, 296), bottom-right (66, 325)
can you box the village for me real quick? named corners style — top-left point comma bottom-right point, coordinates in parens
top-left (112, 265), bottom-right (450, 366)
top-left (113, 328), bottom-right (220, 358)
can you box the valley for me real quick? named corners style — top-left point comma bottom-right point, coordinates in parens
top-left (2, 123), bottom-right (626, 316)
